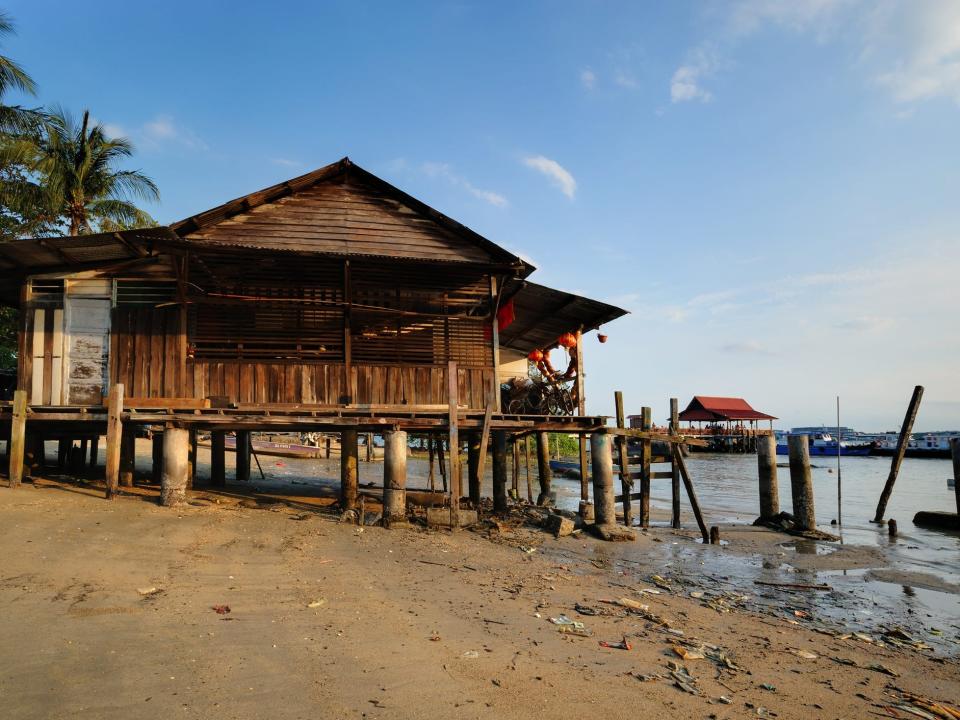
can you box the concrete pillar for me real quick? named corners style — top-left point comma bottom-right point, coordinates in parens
top-left (492, 430), bottom-right (508, 513)
top-left (591, 433), bottom-right (615, 527)
top-left (161, 428), bottom-right (189, 507)
top-left (235, 431), bottom-right (251, 482)
top-left (210, 431), bottom-right (226, 487)
top-left (757, 433), bottom-right (780, 519)
top-left (467, 431), bottom-right (481, 506)
top-left (535, 431), bottom-right (552, 506)
top-left (787, 435), bottom-right (815, 531)
top-left (382, 430), bottom-right (407, 524)
top-left (340, 428), bottom-right (358, 511)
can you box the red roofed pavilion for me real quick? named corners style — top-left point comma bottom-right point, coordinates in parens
top-left (678, 396), bottom-right (777, 423)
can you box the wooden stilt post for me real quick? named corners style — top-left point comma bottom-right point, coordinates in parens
top-left (524, 436), bottom-right (533, 503)
top-left (492, 430), bottom-right (508, 513)
top-left (614, 391), bottom-right (631, 526)
top-left (210, 431), bottom-right (226, 487)
top-left (757, 433), bottom-right (780, 519)
top-left (427, 435), bottom-right (436, 492)
top-left (672, 445), bottom-right (710, 543)
top-left (639, 406), bottom-right (652, 528)
top-left (873, 385), bottom-right (924, 523)
top-left (187, 429), bottom-right (198, 488)
top-left (57, 437), bottom-right (69, 469)
top-left (88, 435), bottom-right (99, 470)
top-left (73, 439), bottom-right (86, 475)
top-left (120, 425), bottom-right (136, 487)
top-left (340, 428), bottom-right (358, 511)
top-left (787, 434), bottom-right (816, 531)
top-left (324, 436), bottom-right (331, 459)
top-left (365, 433), bottom-right (373, 462)
top-left (235, 431), bottom-right (251, 482)
top-left (536, 431), bottom-right (552, 505)
top-left (511, 437), bottom-right (520, 499)
top-left (160, 427), bottom-right (189, 507)
top-left (151, 430), bottom-right (163, 485)
top-left (436, 436), bottom-right (447, 492)
top-left (383, 429), bottom-right (407, 525)
top-left (467, 431), bottom-right (481, 507)
top-left (670, 398), bottom-right (681, 528)
top-left (590, 432), bottom-right (615, 527)
top-left (8, 391), bottom-right (26, 487)
top-left (447, 361), bottom-right (461, 528)
top-left (104, 384), bottom-right (124, 499)
top-left (951, 437), bottom-right (960, 518)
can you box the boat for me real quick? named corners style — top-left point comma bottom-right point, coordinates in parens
top-left (870, 432), bottom-right (958, 459)
top-left (549, 460), bottom-right (583, 479)
top-left (776, 432), bottom-right (872, 457)
top-left (198, 435), bottom-right (330, 459)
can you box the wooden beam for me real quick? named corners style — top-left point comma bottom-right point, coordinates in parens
top-left (475, 403), bottom-right (493, 486)
top-left (8, 390), bottom-right (27, 487)
top-left (615, 391), bottom-right (631, 526)
top-left (873, 385), bottom-right (924, 523)
top-left (447, 361), bottom-right (461, 528)
top-left (670, 398), bottom-right (681, 529)
top-left (672, 444), bottom-right (709, 543)
top-left (104, 383), bottom-right (124, 499)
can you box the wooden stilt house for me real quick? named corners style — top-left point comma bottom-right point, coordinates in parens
top-left (0, 158), bottom-right (626, 410)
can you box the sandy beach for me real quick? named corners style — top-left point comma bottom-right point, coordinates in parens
top-left (1, 459), bottom-right (957, 719)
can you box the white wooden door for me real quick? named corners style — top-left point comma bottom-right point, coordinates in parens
top-left (63, 297), bottom-right (112, 405)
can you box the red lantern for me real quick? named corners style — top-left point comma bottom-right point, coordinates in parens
top-left (558, 332), bottom-right (576, 348)
top-left (597, 334), bottom-right (608, 344)
top-left (527, 349), bottom-right (544, 362)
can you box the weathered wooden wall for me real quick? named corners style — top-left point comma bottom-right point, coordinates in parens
top-left (112, 306), bottom-right (185, 399)
top-left (184, 360), bottom-right (492, 408)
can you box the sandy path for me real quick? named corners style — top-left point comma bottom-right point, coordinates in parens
top-left (0, 483), bottom-right (957, 719)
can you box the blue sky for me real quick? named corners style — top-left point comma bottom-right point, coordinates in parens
top-left (6, 0), bottom-right (960, 430)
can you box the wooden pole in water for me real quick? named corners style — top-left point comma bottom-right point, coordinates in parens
top-left (639, 406), bottom-right (652, 528)
top-left (757, 433), bottom-right (780, 519)
top-left (211, 431), bottom-right (226, 487)
top-left (383, 429), bottom-right (407, 525)
top-left (873, 385), bottom-right (923, 523)
top-left (536, 430), bottom-right (552, 505)
top-left (787, 434), bottom-right (816, 531)
top-left (8, 389), bottom-right (27, 488)
top-left (467, 431), bottom-right (481, 506)
top-left (340, 427), bottom-right (358, 511)
top-left (615, 391), bottom-right (632, 526)
top-left (590, 432), bottom-right (615, 527)
top-left (672, 444), bottom-right (710, 543)
top-left (235, 431), bottom-right (251, 482)
top-left (160, 427), bottom-right (189, 507)
top-left (836, 396), bottom-right (842, 526)
top-left (492, 430), bottom-right (508, 513)
top-left (670, 398), bottom-right (681, 528)
top-left (950, 437), bottom-right (960, 518)
top-left (104, 383), bottom-right (124, 499)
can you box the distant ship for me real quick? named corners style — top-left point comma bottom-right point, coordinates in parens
top-left (776, 432), bottom-right (872, 456)
top-left (870, 432), bottom-right (957, 459)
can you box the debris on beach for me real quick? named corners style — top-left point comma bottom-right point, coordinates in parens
top-left (211, 604), bottom-right (231, 615)
top-left (599, 636), bottom-right (632, 650)
top-left (137, 587), bottom-right (161, 596)
top-left (667, 662), bottom-right (700, 695)
top-left (882, 689), bottom-right (960, 719)
top-left (306, 598), bottom-right (326, 608)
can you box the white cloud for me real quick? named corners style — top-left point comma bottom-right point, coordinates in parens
top-left (101, 114), bottom-right (207, 151)
top-left (580, 68), bottom-right (596, 90)
top-left (677, 0), bottom-right (960, 108)
top-left (270, 157), bottom-right (302, 168)
top-left (421, 162), bottom-right (508, 207)
top-left (670, 46), bottom-right (718, 103)
top-left (614, 70), bottom-right (639, 89)
top-left (522, 155), bottom-right (577, 199)
top-left (720, 340), bottom-right (775, 355)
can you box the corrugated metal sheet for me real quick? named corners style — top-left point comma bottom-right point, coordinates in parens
top-left (497, 279), bottom-right (627, 353)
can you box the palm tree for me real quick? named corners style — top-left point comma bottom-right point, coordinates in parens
top-left (8, 108), bottom-right (159, 235)
top-left (0, 11), bottom-right (41, 133)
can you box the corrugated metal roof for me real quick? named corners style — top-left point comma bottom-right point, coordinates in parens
top-left (678, 396), bottom-right (777, 421)
top-left (497, 279), bottom-right (628, 353)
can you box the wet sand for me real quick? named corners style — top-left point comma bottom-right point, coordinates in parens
top-left (0, 462), bottom-right (958, 719)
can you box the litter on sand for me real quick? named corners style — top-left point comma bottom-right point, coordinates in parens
top-left (137, 587), bottom-right (161, 596)
top-left (599, 636), bottom-right (632, 650)
top-left (673, 645), bottom-right (704, 661)
top-left (557, 625), bottom-right (593, 637)
top-left (792, 649), bottom-right (818, 660)
top-left (307, 598), bottom-right (326, 608)
top-left (211, 605), bottom-right (231, 615)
